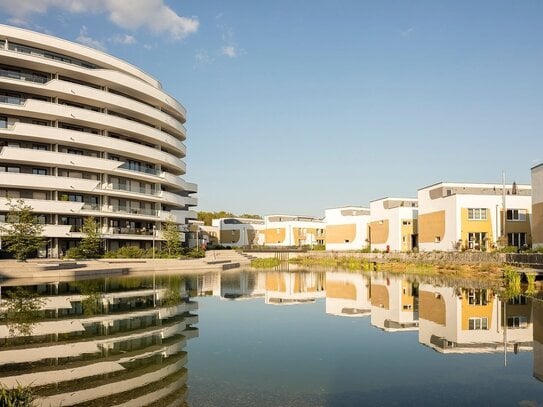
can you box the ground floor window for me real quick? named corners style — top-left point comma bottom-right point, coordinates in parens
top-left (469, 317), bottom-right (488, 330)
top-left (507, 232), bottom-right (527, 248)
top-left (507, 316), bottom-right (528, 329)
top-left (468, 232), bottom-right (487, 250)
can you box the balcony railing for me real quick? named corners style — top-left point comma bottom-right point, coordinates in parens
top-left (108, 183), bottom-right (160, 196)
top-left (106, 227), bottom-right (154, 236)
top-left (0, 67), bottom-right (48, 84)
top-left (0, 95), bottom-right (25, 105)
top-left (81, 203), bottom-right (158, 217)
top-left (118, 162), bottom-right (160, 176)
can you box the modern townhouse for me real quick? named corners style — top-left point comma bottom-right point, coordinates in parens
top-left (368, 197), bottom-right (418, 252)
top-left (417, 182), bottom-right (532, 252)
top-left (325, 271), bottom-right (371, 317)
top-left (211, 217), bottom-right (265, 246)
top-left (370, 275), bottom-right (419, 332)
top-left (418, 284), bottom-right (533, 354)
top-left (0, 25), bottom-right (197, 257)
top-left (531, 164), bottom-right (543, 249)
top-left (324, 206), bottom-right (370, 251)
top-left (263, 214), bottom-right (325, 247)
top-left (264, 271), bottom-right (326, 305)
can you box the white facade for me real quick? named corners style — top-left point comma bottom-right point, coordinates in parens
top-left (531, 164), bottom-right (543, 249)
top-left (324, 206), bottom-right (370, 251)
top-left (369, 198), bottom-right (418, 252)
top-left (0, 25), bottom-right (197, 257)
top-left (264, 215), bottom-right (325, 247)
top-left (417, 182), bottom-right (532, 252)
top-left (325, 272), bottom-right (371, 317)
top-left (212, 217), bottom-right (265, 246)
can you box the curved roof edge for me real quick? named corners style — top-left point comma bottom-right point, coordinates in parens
top-left (0, 24), bottom-right (161, 89)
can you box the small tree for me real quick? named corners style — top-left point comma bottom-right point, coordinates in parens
top-left (0, 199), bottom-right (44, 261)
top-left (78, 217), bottom-right (102, 258)
top-left (162, 218), bottom-right (181, 257)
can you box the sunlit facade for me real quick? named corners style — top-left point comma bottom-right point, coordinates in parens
top-left (0, 25), bottom-right (197, 257)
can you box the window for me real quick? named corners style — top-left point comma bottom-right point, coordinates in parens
top-left (468, 289), bottom-right (488, 305)
top-left (0, 116), bottom-right (6, 128)
top-left (469, 317), bottom-right (488, 330)
top-left (7, 166), bottom-right (20, 173)
top-left (468, 208), bottom-right (487, 220)
top-left (507, 316), bottom-right (527, 329)
top-left (32, 144), bottom-right (47, 151)
top-left (507, 209), bottom-right (527, 221)
top-left (508, 233), bottom-right (527, 248)
top-left (434, 236), bottom-right (441, 243)
top-left (32, 168), bottom-right (47, 175)
top-left (67, 149), bottom-right (83, 155)
top-left (402, 221), bottom-right (411, 226)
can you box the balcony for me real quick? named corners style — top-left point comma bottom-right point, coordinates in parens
top-left (0, 67), bottom-right (49, 84)
top-left (106, 227), bottom-right (155, 236)
top-left (107, 182), bottom-right (160, 196)
top-left (118, 162), bottom-right (160, 176)
top-left (81, 204), bottom-right (158, 217)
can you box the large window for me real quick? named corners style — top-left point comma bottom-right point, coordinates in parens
top-left (468, 208), bottom-right (487, 220)
top-left (508, 233), bottom-right (527, 248)
top-left (468, 317), bottom-right (488, 330)
top-left (507, 209), bottom-right (527, 221)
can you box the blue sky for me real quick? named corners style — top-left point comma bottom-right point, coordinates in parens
top-left (1, 1), bottom-right (542, 216)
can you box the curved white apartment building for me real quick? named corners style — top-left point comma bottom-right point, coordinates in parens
top-left (0, 25), bottom-right (197, 257)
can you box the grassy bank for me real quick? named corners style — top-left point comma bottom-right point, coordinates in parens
top-left (289, 255), bottom-right (506, 280)
top-left (250, 258), bottom-right (281, 268)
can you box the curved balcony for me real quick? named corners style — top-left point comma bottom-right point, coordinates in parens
top-left (0, 172), bottom-right (100, 192)
top-left (3, 122), bottom-right (185, 168)
top-left (0, 75), bottom-right (186, 138)
top-left (0, 99), bottom-right (186, 155)
top-left (0, 48), bottom-right (186, 123)
top-left (160, 191), bottom-right (196, 209)
top-left (0, 146), bottom-right (121, 173)
top-left (161, 171), bottom-right (197, 192)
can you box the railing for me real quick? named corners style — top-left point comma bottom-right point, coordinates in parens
top-left (0, 67), bottom-right (48, 83)
top-left (112, 206), bottom-right (158, 216)
top-left (107, 227), bottom-right (154, 236)
top-left (82, 203), bottom-right (100, 211)
top-left (108, 183), bottom-right (159, 196)
top-left (0, 95), bottom-right (25, 105)
top-left (118, 162), bottom-right (160, 176)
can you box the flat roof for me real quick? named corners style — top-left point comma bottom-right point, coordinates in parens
top-left (369, 196), bottom-right (418, 203)
top-left (418, 181), bottom-right (531, 191)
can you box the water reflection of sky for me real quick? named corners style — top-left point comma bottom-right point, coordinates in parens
top-left (186, 270), bottom-right (543, 406)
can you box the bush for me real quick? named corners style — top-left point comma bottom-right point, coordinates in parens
top-left (500, 246), bottom-right (519, 253)
top-left (65, 246), bottom-right (85, 259)
top-left (104, 246), bottom-right (148, 258)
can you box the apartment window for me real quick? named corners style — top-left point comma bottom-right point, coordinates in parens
top-left (468, 289), bottom-right (488, 305)
top-left (33, 192), bottom-right (46, 200)
top-left (468, 317), bottom-right (488, 330)
top-left (468, 208), bottom-right (487, 220)
top-left (507, 209), bottom-right (527, 221)
top-left (508, 233), bottom-right (527, 248)
top-left (434, 236), bottom-right (441, 243)
top-left (402, 221), bottom-right (411, 226)
top-left (59, 193), bottom-right (83, 202)
top-left (32, 168), bottom-right (47, 175)
top-left (32, 144), bottom-right (47, 151)
top-left (36, 214), bottom-right (47, 224)
top-left (509, 296), bottom-right (527, 305)
top-left (7, 166), bottom-right (20, 173)
top-left (344, 239), bottom-right (350, 243)
top-left (67, 149), bottom-right (84, 155)
top-left (0, 116), bottom-right (6, 128)
top-left (507, 316), bottom-right (527, 329)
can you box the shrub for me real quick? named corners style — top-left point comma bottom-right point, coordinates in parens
top-left (65, 246), bottom-right (84, 259)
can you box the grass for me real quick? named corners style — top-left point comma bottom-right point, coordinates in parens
top-left (250, 257), bottom-right (281, 268)
top-left (0, 384), bottom-right (37, 406)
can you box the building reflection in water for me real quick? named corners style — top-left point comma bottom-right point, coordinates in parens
top-left (0, 274), bottom-right (198, 406)
top-left (188, 269), bottom-right (542, 384)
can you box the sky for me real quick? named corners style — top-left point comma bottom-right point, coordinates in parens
top-left (1, 0), bottom-right (542, 217)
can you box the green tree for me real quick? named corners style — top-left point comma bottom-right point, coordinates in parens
top-left (78, 217), bottom-right (102, 258)
top-left (0, 199), bottom-right (44, 261)
top-left (3, 287), bottom-right (46, 337)
top-left (162, 218), bottom-right (181, 256)
top-left (197, 211), bottom-right (235, 226)
top-left (239, 214), bottom-right (262, 220)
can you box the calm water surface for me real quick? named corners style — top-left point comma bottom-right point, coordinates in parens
top-left (0, 269), bottom-right (542, 406)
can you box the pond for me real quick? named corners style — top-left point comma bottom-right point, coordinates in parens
top-left (0, 269), bottom-right (541, 406)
